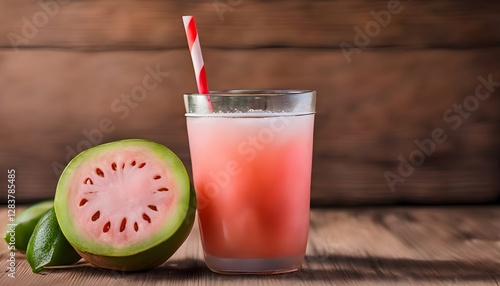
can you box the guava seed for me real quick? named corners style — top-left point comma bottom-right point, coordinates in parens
top-left (142, 214), bottom-right (151, 223)
top-left (91, 211), bottom-right (100, 221)
top-left (96, 168), bottom-right (104, 177)
top-left (120, 218), bottom-right (126, 232)
top-left (103, 221), bottom-right (111, 233)
top-left (79, 199), bottom-right (88, 207)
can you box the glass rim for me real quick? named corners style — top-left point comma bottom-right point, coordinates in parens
top-left (184, 89), bottom-right (315, 97)
top-left (184, 89), bottom-right (316, 116)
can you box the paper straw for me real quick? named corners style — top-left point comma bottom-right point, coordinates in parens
top-left (183, 16), bottom-right (212, 107)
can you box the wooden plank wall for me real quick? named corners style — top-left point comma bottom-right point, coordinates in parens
top-left (0, 0), bottom-right (499, 205)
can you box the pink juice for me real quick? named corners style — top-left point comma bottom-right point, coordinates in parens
top-left (187, 113), bottom-right (314, 266)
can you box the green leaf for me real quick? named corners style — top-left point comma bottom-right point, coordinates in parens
top-left (26, 208), bottom-right (81, 273)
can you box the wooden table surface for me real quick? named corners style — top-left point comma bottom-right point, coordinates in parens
top-left (1, 206), bottom-right (499, 286)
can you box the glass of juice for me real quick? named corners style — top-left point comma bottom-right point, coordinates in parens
top-left (184, 90), bottom-right (315, 274)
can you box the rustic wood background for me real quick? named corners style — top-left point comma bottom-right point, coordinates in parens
top-left (0, 0), bottom-right (499, 204)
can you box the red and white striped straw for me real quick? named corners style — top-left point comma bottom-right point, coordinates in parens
top-left (182, 16), bottom-right (210, 95)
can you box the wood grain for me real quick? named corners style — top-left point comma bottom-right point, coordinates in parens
top-left (1, 47), bottom-right (499, 204)
top-left (1, 206), bottom-right (499, 285)
top-left (0, 0), bottom-right (499, 50)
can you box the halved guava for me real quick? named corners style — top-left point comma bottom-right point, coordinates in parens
top-left (54, 139), bottom-right (195, 271)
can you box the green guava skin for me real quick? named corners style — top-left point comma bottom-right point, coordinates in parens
top-left (4, 200), bottom-right (53, 252)
top-left (54, 139), bottom-right (196, 271)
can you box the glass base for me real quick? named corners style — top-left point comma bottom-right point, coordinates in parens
top-left (204, 254), bottom-right (304, 274)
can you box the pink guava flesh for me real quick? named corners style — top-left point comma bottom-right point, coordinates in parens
top-left (54, 139), bottom-right (195, 271)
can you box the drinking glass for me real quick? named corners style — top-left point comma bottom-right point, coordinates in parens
top-left (184, 90), bottom-right (315, 274)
